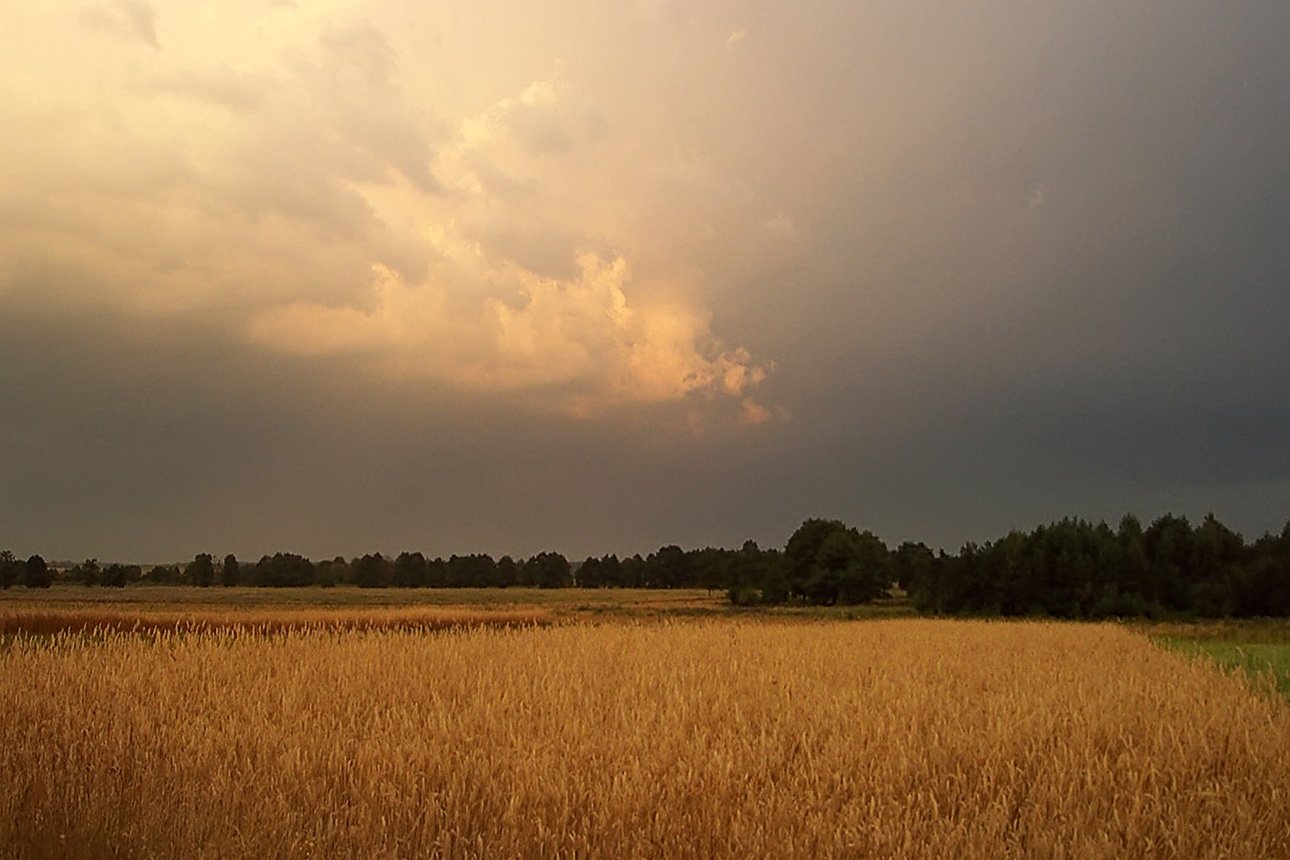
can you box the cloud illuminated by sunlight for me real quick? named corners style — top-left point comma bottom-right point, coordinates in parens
top-left (248, 249), bottom-right (770, 415)
top-left (0, 1), bottom-right (785, 424)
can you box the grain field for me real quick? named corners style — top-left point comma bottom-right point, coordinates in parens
top-left (1, 620), bottom-right (1287, 858)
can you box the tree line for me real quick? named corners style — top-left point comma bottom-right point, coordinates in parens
top-left (730, 513), bottom-right (1290, 618)
top-left (900, 514), bottom-right (1290, 618)
top-left (4, 512), bottom-right (1290, 617)
top-left (0, 547), bottom-right (738, 591)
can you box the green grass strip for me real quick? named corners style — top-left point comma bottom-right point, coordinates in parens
top-left (1156, 637), bottom-right (1290, 698)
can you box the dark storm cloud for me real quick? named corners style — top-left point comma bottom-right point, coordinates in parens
top-left (0, 305), bottom-right (794, 562)
top-left (728, 0), bottom-right (1290, 546)
top-left (3, 1), bottom-right (1290, 560)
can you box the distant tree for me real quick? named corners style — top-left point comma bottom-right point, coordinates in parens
top-left (726, 541), bottom-right (780, 605)
top-left (0, 551), bottom-right (17, 589)
top-left (523, 552), bottom-right (572, 589)
top-left (71, 558), bottom-right (102, 587)
top-left (577, 556), bottom-right (604, 588)
top-left (353, 553), bottom-right (392, 588)
top-left (254, 553), bottom-right (314, 587)
top-left (1191, 513), bottom-right (1244, 617)
top-left (494, 556), bottom-right (519, 588)
top-left (317, 556), bottom-right (351, 586)
top-left (447, 554), bottom-right (497, 588)
top-left (1235, 532), bottom-right (1290, 617)
top-left (24, 554), bottom-right (52, 589)
top-left (620, 554), bottom-right (646, 588)
top-left (645, 545), bottom-right (688, 589)
top-left (185, 553), bottom-right (215, 588)
top-left (1100, 514), bottom-right (1152, 616)
top-left (892, 542), bottom-right (936, 596)
top-left (148, 563), bottom-right (184, 584)
top-left (784, 519), bottom-right (842, 599)
top-left (784, 519), bottom-right (890, 605)
top-left (599, 554), bottom-right (625, 588)
top-left (693, 548), bottom-right (731, 592)
top-left (425, 557), bottom-right (449, 588)
top-left (1144, 514), bottom-right (1196, 611)
top-left (101, 564), bottom-right (140, 588)
top-left (221, 554), bottom-right (240, 587)
top-left (393, 552), bottom-right (428, 588)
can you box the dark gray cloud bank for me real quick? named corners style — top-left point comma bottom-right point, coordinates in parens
top-left (1, 1), bottom-right (1289, 562)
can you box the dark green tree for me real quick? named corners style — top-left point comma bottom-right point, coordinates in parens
top-left (426, 557), bottom-right (449, 588)
top-left (523, 552), bottom-right (572, 589)
top-left (148, 563), bottom-right (184, 584)
top-left (491, 556), bottom-right (518, 588)
top-left (254, 553), bottom-right (314, 587)
top-left (0, 551), bottom-right (18, 589)
top-left (1191, 513), bottom-right (1244, 616)
top-left (353, 553), bottom-right (392, 588)
top-left (71, 558), bottom-right (102, 587)
top-left (101, 564), bottom-right (140, 588)
top-left (394, 552), bottom-right (429, 588)
top-left (317, 556), bottom-right (351, 586)
top-left (784, 519), bottom-right (891, 605)
top-left (599, 554), bottom-right (626, 587)
top-left (447, 554), bottom-right (497, 587)
top-left (1144, 514), bottom-right (1195, 611)
top-left (645, 545), bottom-right (690, 588)
top-left (24, 554), bottom-right (52, 589)
top-left (577, 556), bottom-right (604, 588)
top-left (221, 554), bottom-right (240, 587)
top-left (185, 553), bottom-right (215, 588)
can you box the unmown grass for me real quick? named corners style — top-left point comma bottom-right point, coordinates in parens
top-left (2, 619), bottom-right (1288, 858)
top-left (1150, 621), bottom-right (1290, 697)
top-left (0, 604), bottom-right (550, 637)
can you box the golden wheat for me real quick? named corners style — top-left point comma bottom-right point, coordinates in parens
top-left (1, 620), bottom-right (1287, 858)
top-left (0, 604), bottom-right (550, 636)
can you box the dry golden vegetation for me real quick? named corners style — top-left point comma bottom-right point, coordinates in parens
top-left (2, 620), bottom-right (1288, 858)
top-left (0, 584), bottom-right (728, 615)
top-left (0, 604), bottom-right (550, 636)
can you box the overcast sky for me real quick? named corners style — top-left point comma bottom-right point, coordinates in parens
top-left (3, 0), bottom-right (1289, 563)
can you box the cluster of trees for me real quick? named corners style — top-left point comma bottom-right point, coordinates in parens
top-left (902, 514), bottom-right (1290, 618)
top-left (0, 519), bottom-right (896, 605)
top-left (0, 551), bottom-right (51, 589)
top-left (728, 514), bottom-right (1290, 618)
top-left (1, 546), bottom-right (782, 592)
top-left (5, 512), bottom-right (1290, 618)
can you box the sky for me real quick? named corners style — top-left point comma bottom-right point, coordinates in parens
top-left (2, 0), bottom-right (1290, 563)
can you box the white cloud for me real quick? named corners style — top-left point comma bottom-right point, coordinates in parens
top-left (1, 1), bottom-right (787, 425)
top-left (247, 246), bottom-right (770, 415)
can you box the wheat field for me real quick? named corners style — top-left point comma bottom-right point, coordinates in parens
top-left (2, 619), bottom-right (1288, 858)
top-left (0, 603), bottom-right (551, 636)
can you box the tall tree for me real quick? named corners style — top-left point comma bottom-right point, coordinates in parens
top-left (784, 519), bottom-right (891, 605)
top-left (221, 554), bottom-right (240, 587)
top-left (393, 552), bottom-right (429, 588)
top-left (353, 553), bottom-right (392, 588)
top-left (523, 552), bottom-right (572, 589)
top-left (24, 554), bottom-right (52, 589)
top-left (0, 551), bottom-right (17, 589)
top-left (186, 553), bottom-right (216, 588)
top-left (71, 558), bottom-right (102, 587)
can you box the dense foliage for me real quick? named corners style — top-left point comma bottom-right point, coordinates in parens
top-left (5, 512), bottom-right (1290, 617)
top-left (904, 514), bottom-right (1290, 618)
